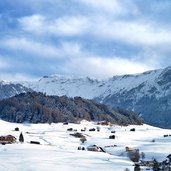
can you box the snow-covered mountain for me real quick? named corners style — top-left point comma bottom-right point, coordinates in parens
top-left (24, 69), bottom-right (164, 100)
top-left (23, 66), bottom-right (171, 128)
top-left (0, 66), bottom-right (171, 128)
top-left (23, 75), bottom-right (106, 99)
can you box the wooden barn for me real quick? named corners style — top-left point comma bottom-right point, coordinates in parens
top-left (0, 135), bottom-right (16, 144)
top-left (126, 146), bottom-right (133, 152)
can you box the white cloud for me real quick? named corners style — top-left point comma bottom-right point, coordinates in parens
top-left (63, 56), bottom-right (153, 78)
top-left (49, 16), bottom-right (89, 36)
top-left (0, 37), bottom-right (82, 59)
top-left (19, 15), bottom-right (45, 34)
top-left (19, 15), bottom-right (90, 36)
top-left (0, 73), bottom-right (37, 82)
top-left (1, 37), bottom-right (60, 58)
top-left (59, 42), bottom-right (82, 56)
top-left (95, 20), bottom-right (171, 46)
top-left (19, 14), bottom-right (171, 47)
top-left (78, 0), bottom-right (123, 14)
top-left (76, 0), bottom-right (139, 16)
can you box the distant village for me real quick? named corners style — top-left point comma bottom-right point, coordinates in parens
top-left (1, 121), bottom-right (171, 171)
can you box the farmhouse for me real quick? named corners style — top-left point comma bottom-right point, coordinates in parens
top-left (89, 128), bottom-right (96, 131)
top-left (126, 146), bottom-right (133, 152)
top-left (109, 135), bottom-right (115, 139)
top-left (97, 121), bottom-right (111, 126)
top-left (87, 145), bottom-right (105, 152)
top-left (0, 135), bottom-right (16, 144)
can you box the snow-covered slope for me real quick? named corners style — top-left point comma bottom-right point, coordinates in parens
top-left (0, 120), bottom-right (171, 171)
top-left (23, 66), bottom-right (171, 128)
top-left (24, 75), bottom-right (106, 99)
top-left (24, 69), bottom-right (165, 101)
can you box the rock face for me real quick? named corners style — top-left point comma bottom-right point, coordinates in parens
top-left (0, 92), bottom-right (143, 125)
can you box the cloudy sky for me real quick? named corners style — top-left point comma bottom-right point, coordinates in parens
top-left (0, 0), bottom-right (171, 81)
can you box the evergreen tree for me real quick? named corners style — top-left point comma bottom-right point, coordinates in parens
top-left (19, 132), bottom-right (24, 143)
top-left (153, 159), bottom-right (160, 171)
top-left (134, 164), bottom-right (140, 171)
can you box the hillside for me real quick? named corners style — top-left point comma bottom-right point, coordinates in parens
top-left (0, 92), bottom-right (142, 125)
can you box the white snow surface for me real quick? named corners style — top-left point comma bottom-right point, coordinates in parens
top-left (23, 69), bottom-right (164, 100)
top-left (0, 120), bottom-right (171, 171)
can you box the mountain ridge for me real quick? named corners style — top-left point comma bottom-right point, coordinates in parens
top-left (0, 66), bottom-right (171, 128)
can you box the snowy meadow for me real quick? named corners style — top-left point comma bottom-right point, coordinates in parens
top-left (0, 120), bottom-right (171, 171)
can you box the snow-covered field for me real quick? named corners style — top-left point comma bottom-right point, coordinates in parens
top-left (0, 120), bottom-right (171, 171)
